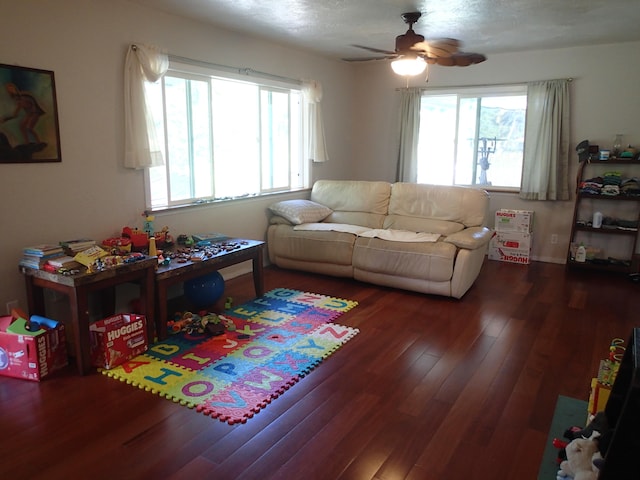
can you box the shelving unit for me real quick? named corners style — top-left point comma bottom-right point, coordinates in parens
top-left (567, 158), bottom-right (640, 273)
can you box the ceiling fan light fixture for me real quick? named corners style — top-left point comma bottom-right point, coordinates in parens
top-left (391, 55), bottom-right (427, 76)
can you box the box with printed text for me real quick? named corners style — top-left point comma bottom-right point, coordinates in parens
top-left (0, 315), bottom-right (68, 381)
top-left (488, 231), bottom-right (533, 264)
top-left (90, 313), bottom-right (147, 370)
top-left (494, 209), bottom-right (534, 233)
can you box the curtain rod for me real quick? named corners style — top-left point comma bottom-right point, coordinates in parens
top-left (396, 77), bottom-right (573, 92)
top-left (131, 44), bottom-right (302, 86)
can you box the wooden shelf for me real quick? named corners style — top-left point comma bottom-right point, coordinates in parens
top-left (579, 193), bottom-right (640, 201)
top-left (568, 155), bottom-right (640, 274)
top-left (566, 258), bottom-right (633, 273)
top-left (574, 225), bottom-right (638, 236)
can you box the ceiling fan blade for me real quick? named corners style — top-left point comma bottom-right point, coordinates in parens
top-left (431, 52), bottom-right (487, 66)
top-left (351, 44), bottom-right (396, 55)
top-left (342, 55), bottom-right (396, 62)
top-left (410, 39), bottom-right (460, 58)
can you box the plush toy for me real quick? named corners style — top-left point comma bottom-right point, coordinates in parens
top-left (557, 432), bottom-right (600, 480)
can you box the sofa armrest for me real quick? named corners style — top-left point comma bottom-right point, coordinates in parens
top-left (443, 227), bottom-right (492, 250)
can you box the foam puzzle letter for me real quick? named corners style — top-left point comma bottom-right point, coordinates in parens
top-left (318, 325), bottom-right (348, 338)
top-left (145, 367), bottom-right (183, 385)
top-left (245, 369), bottom-right (283, 390)
top-left (182, 380), bottom-right (214, 398)
top-left (182, 352), bottom-right (211, 366)
top-left (121, 359), bottom-right (150, 373)
top-left (213, 363), bottom-right (237, 376)
top-left (151, 344), bottom-right (181, 356)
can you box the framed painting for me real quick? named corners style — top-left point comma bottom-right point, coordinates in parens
top-left (0, 63), bottom-right (62, 163)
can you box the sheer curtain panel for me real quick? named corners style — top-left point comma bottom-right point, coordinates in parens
top-left (302, 80), bottom-right (328, 163)
top-left (520, 79), bottom-right (571, 200)
top-left (395, 89), bottom-right (421, 182)
top-left (124, 44), bottom-right (168, 169)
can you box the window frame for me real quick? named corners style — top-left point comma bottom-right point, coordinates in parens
top-left (417, 84), bottom-right (528, 192)
top-left (143, 61), bottom-right (308, 212)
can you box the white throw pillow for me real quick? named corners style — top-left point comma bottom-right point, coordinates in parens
top-left (269, 199), bottom-right (333, 225)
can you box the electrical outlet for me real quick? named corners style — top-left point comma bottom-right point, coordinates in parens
top-left (6, 300), bottom-right (19, 315)
top-left (550, 234), bottom-right (558, 244)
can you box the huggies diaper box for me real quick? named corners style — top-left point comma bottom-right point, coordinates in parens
top-left (0, 315), bottom-right (68, 381)
top-left (90, 313), bottom-right (148, 369)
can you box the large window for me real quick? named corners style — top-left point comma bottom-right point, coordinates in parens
top-left (144, 63), bottom-right (307, 210)
top-left (417, 86), bottom-right (527, 189)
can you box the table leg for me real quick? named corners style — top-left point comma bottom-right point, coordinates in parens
top-left (252, 244), bottom-right (265, 297)
top-left (141, 266), bottom-right (156, 343)
top-left (69, 287), bottom-right (91, 375)
top-left (24, 276), bottom-right (45, 316)
top-left (155, 281), bottom-right (169, 341)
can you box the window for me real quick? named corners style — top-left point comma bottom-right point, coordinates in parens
top-left (144, 63), bottom-right (307, 210)
top-left (416, 86), bottom-right (527, 189)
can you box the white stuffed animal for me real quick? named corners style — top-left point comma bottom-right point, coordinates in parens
top-left (556, 432), bottom-right (600, 480)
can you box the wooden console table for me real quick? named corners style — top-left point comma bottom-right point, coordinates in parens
top-left (155, 239), bottom-right (265, 340)
top-left (20, 257), bottom-right (156, 375)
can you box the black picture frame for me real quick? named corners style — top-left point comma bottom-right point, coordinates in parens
top-left (0, 63), bottom-right (62, 163)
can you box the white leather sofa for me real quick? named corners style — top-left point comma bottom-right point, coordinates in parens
top-left (267, 180), bottom-right (491, 298)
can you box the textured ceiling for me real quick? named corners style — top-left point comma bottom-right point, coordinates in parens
top-left (130, 0), bottom-right (640, 60)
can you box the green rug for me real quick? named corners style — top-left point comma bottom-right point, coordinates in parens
top-left (101, 289), bottom-right (359, 424)
top-left (538, 395), bottom-right (589, 479)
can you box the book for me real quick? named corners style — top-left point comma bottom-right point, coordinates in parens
top-left (60, 238), bottom-right (97, 254)
top-left (23, 244), bottom-right (64, 257)
top-left (74, 245), bottom-right (108, 267)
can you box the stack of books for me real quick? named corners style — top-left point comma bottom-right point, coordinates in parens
top-left (60, 238), bottom-right (97, 255)
top-left (19, 244), bottom-right (65, 270)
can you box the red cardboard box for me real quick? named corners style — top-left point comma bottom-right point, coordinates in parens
top-left (90, 313), bottom-right (148, 369)
top-left (0, 315), bottom-right (68, 381)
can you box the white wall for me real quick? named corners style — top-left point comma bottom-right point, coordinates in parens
top-left (0, 0), bottom-right (354, 312)
top-left (2, 0), bottom-right (639, 313)
top-left (350, 41), bottom-right (640, 263)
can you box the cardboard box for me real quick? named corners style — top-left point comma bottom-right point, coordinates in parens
top-left (0, 315), bottom-right (68, 381)
top-left (495, 209), bottom-right (534, 232)
top-left (488, 231), bottom-right (532, 264)
top-left (90, 313), bottom-right (147, 369)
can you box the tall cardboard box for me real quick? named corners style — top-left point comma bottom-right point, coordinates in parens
top-left (90, 313), bottom-right (148, 369)
top-left (0, 315), bottom-right (68, 381)
top-left (488, 231), bottom-right (533, 264)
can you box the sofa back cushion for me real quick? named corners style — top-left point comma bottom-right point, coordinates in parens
top-left (387, 183), bottom-right (489, 230)
top-left (311, 180), bottom-right (391, 229)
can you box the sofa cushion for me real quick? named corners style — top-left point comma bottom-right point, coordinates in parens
top-left (389, 183), bottom-right (489, 227)
top-left (268, 199), bottom-right (332, 225)
top-left (352, 237), bottom-right (456, 282)
top-left (267, 224), bottom-right (356, 265)
top-left (311, 180), bottom-right (391, 228)
top-left (383, 215), bottom-right (465, 235)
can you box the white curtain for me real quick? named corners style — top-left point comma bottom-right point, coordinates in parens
top-left (302, 80), bottom-right (328, 163)
top-left (520, 79), bottom-right (571, 200)
top-left (395, 89), bottom-right (422, 182)
top-left (124, 44), bottom-right (168, 170)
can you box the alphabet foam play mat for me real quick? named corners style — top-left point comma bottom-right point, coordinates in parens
top-left (100, 289), bottom-right (359, 424)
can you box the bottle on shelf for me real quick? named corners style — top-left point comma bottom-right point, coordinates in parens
top-left (575, 243), bottom-right (587, 263)
top-left (613, 134), bottom-right (623, 157)
top-left (593, 211), bottom-right (603, 229)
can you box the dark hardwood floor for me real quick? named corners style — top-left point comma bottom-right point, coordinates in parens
top-left (1, 260), bottom-right (637, 479)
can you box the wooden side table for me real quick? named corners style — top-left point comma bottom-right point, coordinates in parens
top-left (20, 257), bottom-right (157, 375)
top-left (155, 239), bottom-right (265, 340)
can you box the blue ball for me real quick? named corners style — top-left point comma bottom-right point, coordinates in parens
top-left (184, 271), bottom-right (225, 309)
